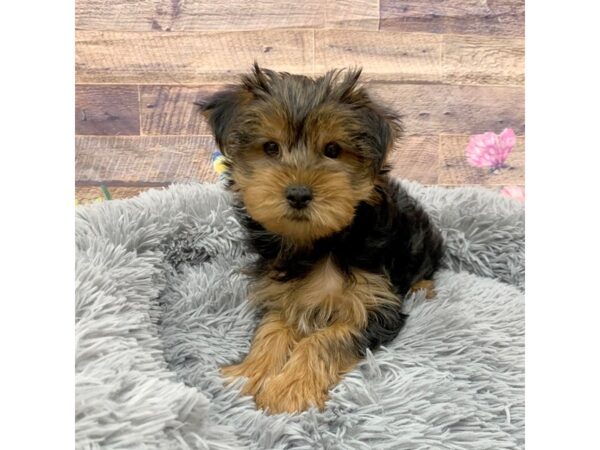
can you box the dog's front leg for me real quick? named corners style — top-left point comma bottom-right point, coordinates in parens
top-left (221, 311), bottom-right (298, 397)
top-left (255, 322), bottom-right (360, 414)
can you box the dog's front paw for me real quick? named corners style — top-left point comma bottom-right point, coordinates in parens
top-left (255, 372), bottom-right (327, 414)
top-left (220, 362), bottom-right (247, 381)
top-left (221, 361), bottom-right (269, 397)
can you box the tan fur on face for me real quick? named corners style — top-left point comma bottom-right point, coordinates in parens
top-left (221, 84), bottom-right (387, 246)
top-left (233, 164), bottom-right (374, 245)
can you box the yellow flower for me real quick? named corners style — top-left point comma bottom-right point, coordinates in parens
top-left (213, 157), bottom-right (227, 175)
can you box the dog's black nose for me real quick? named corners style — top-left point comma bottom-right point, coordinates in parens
top-left (286, 185), bottom-right (313, 209)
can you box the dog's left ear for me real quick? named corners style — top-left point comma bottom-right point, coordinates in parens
top-left (335, 69), bottom-right (402, 172)
top-left (363, 102), bottom-right (401, 172)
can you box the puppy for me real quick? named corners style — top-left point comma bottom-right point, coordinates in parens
top-left (200, 64), bottom-right (444, 414)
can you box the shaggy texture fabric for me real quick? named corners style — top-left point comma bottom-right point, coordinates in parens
top-left (75, 181), bottom-right (524, 450)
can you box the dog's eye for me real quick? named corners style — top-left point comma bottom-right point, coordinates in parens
top-left (263, 141), bottom-right (280, 157)
top-left (324, 142), bottom-right (341, 159)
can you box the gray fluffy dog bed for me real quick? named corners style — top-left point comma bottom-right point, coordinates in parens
top-left (75, 181), bottom-right (524, 449)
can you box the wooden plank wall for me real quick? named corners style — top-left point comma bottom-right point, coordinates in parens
top-left (75, 0), bottom-right (524, 203)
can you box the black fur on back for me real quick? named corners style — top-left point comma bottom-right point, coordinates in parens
top-left (236, 176), bottom-right (444, 353)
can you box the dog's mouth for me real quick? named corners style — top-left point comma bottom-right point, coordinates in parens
top-left (284, 210), bottom-right (310, 222)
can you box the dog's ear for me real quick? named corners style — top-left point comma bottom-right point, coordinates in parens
top-left (197, 63), bottom-right (273, 153)
top-left (197, 86), bottom-right (247, 154)
top-left (334, 68), bottom-right (402, 172)
top-left (362, 102), bottom-right (402, 172)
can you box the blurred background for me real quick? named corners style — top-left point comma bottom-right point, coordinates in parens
top-left (75, 0), bottom-right (524, 204)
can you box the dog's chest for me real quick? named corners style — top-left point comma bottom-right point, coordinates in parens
top-left (251, 258), bottom-right (397, 334)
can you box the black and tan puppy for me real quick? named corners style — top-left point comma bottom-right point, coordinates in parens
top-left (200, 64), bottom-right (443, 414)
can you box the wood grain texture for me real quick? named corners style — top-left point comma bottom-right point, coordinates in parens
top-left (325, 0), bottom-right (379, 30)
top-left (367, 83), bottom-right (524, 136)
top-left (442, 35), bottom-right (524, 85)
top-left (438, 134), bottom-right (524, 185)
top-left (387, 136), bottom-right (439, 184)
top-left (75, 85), bottom-right (140, 135)
top-left (76, 0), bottom-right (324, 31)
top-left (143, 79), bottom-right (525, 138)
top-left (76, 136), bottom-right (218, 184)
top-left (315, 30), bottom-right (441, 82)
top-left (76, 30), bottom-right (314, 84)
top-left (75, 186), bottom-right (156, 204)
top-left (142, 82), bottom-right (525, 137)
top-left (76, 1), bottom-right (154, 31)
top-left (380, 0), bottom-right (525, 37)
top-left (140, 85), bottom-right (222, 135)
top-left (74, 0), bottom-right (526, 190)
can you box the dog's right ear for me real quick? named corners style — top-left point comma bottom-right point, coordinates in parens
top-left (196, 86), bottom-right (248, 154)
top-left (197, 64), bottom-right (272, 154)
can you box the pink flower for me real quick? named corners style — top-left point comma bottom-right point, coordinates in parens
top-left (465, 128), bottom-right (516, 170)
top-left (500, 185), bottom-right (525, 203)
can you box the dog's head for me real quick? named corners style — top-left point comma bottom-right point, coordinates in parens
top-left (200, 64), bottom-right (400, 244)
